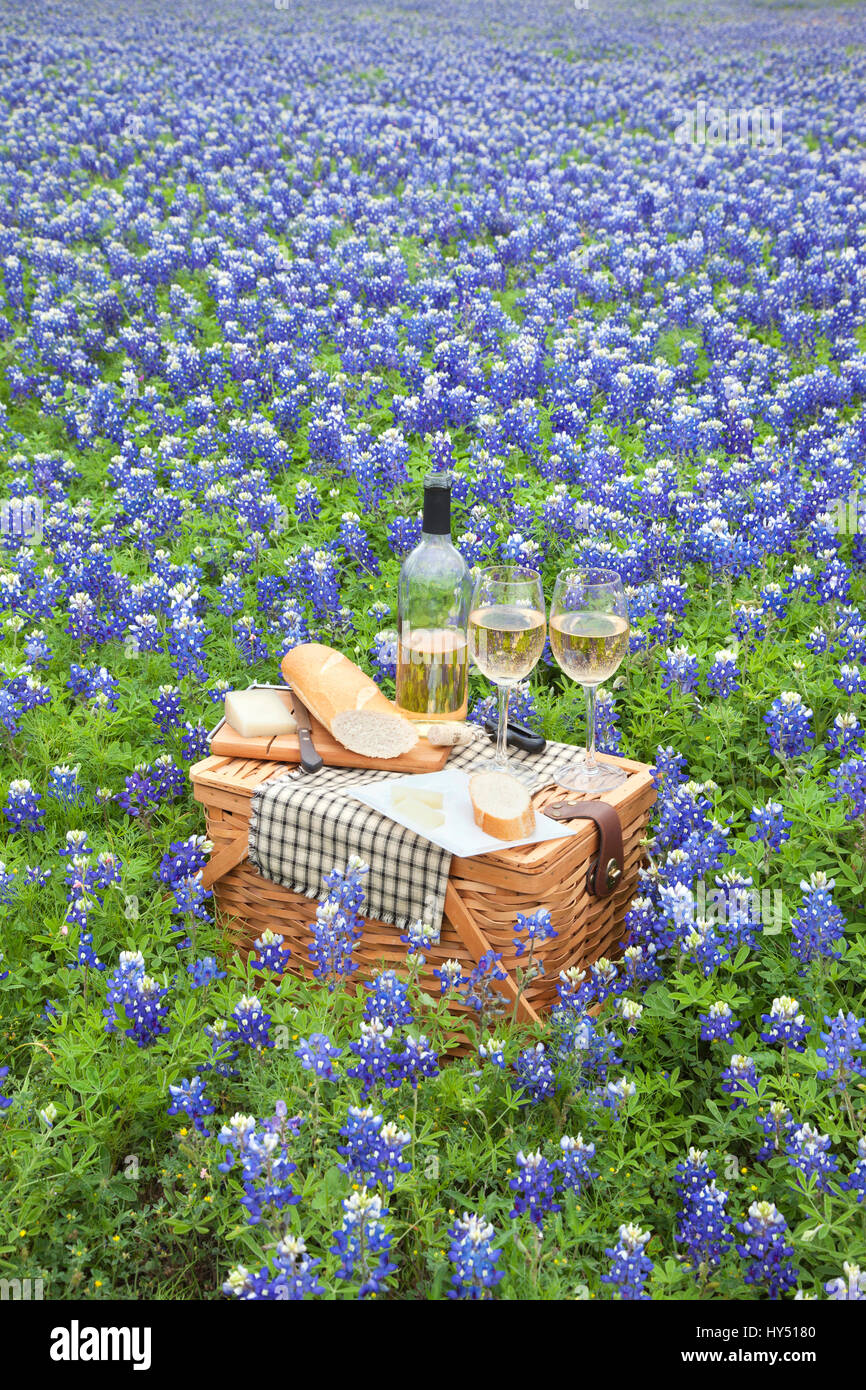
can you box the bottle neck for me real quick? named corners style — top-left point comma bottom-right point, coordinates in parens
top-left (422, 487), bottom-right (451, 536)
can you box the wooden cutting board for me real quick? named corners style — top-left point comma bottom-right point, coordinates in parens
top-left (210, 713), bottom-right (452, 773)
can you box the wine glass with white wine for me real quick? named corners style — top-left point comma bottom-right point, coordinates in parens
top-left (549, 567), bottom-right (630, 794)
top-left (467, 565), bottom-right (546, 783)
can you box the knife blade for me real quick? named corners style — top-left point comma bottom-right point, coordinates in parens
top-left (291, 691), bottom-right (324, 773)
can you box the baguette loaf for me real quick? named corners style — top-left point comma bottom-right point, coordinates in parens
top-left (281, 643), bottom-right (418, 759)
top-left (469, 770), bottom-right (536, 840)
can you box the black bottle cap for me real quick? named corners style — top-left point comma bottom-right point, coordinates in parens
top-left (422, 472), bottom-right (452, 535)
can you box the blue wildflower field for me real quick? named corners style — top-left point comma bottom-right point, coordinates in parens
top-left (1, 0), bottom-right (866, 1306)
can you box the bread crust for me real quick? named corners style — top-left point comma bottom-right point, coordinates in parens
top-left (281, 642), bottom-right (401, 729)
top-left (281, 643), bottom-right (417, 756)
top-left (468, 771), bottom-right (536, 840)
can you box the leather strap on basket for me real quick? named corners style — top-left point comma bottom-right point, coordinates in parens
top-left (546, 800), bottom-right (624, 898)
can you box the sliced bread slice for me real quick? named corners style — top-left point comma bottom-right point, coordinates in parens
top-left (468, 770), bottom-right (536, 841)
top-left (331, 709), bottom-right (419, 759)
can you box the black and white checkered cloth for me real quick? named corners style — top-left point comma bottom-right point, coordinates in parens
top-left (247, 735), bottom-right (582, 935)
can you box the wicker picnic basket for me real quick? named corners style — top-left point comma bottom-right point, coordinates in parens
top-left (189, 752), bottom-right (655, 1029)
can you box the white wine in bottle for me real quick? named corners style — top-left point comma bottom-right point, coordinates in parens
top-left (395, 474), bottom-right (471, 722)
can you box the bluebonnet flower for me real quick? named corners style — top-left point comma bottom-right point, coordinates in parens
top-left (588, 956), bottom-right (620, 1004)
top-left (675, 1148), bottom-right (716, 1206)
top-left (509, 1149), bottom-right (561, 1228)
top-left (834, 663), bottom-right (866, 697)
top-left (479, 1036), bottom-right (506, 1069)
top-left (756, 1103), bottom-right (796, 1161)
top-left (0, 1066), bottom-right (12, 1110)
top-left (513, 1043), bottom-right (556, 1104)
top-left (469, 680), bottom-right (539, 731)
top-left (186, 956), bottom-right (226, 988)
top-left (512, 908), bottom-right (557, 958)
top-left (706, 649), bottom-right (741, 699)
top-left (699, 1001), bottom-right (739, 1043)
top-left (337, 1106), bottom-right (411, 1190)
top-left (829, 756), bottom-right (866, 820)
top-left (764, 691), bottom-right (813, 759)
top-left (593, 1077), bottom-right (637, 1113)
top-left (555, 965), bottom-right (594, 1013)
top-left (433, 958), bottom-right (467, 995)
top-left (167, 1075), bottom-right (215, 1134)
top-left (557, 1134), bottom-right (597, 1194)
top-left (75, 930), bottom-right (105, 972)
top-left (816, 1011), bottom-right (865, 1091)
top-left (230, 994), bottom-right (273, 1051)
top-left (825, 712), bottom-right (863, 757)
top-left (677, 1181), bottom-right (731, 1276)
top-left (721, 1054), bottom-right (760, 1109)
top-left (347, 1018), bottom-right (395, 1096)
top-left (736, 1201), bottom-right (798, 1300)
top-left (400, 916), bottom-right (439, 966)
top-left (391, 1031), bottom-right (439, 1089)
top-left (152, 685), bottom-right (183, 733)
top-left (845, 1139), bottom-right (866, 1204)
top-left (104, 951), bottom-right (170, 1049)
top-left (271, 1235), bottom-right (324, 1300)
top-left (251, 929), bottom-right (289, 975)
top-left (295, 1033), bottom-right (342, 1081)
top-left (825, 1262), bottom-right (866, 1301)
top-left (602, 1223), bottom-right (653, 1300)
top-left (748, 802), bottom-right (791, 854)
top-left (363, 970), bottom-right (413, 1027)
top-left (447, 1212), bottom-right (504, 1300)
top-left (59, 829), bottom-right (92, 859)
top-left (218, 1102), bottom-right (302, 1227)
top-left (0, 864), bottom-right (16, 907)
top-left (47, 764), bottom-right (83, 805)
top-left (618, 997), bottom-right (643, 1034)
top-left (331, 1189), bottom-right (397, 1298)
top-left (760, 996), bottom-right (810, 1051)
top-left (660, 645), bottom-right (699, 695)
top-left (462, 950), bottom-right (508, 1021)
top-left (791, 873), bottom-right (846, 965)
top-left (786, 1122), bottom-right (838, 1192)
top-left (3, 779), bottom-right (45, 833)
top-left (223, 1236), bottom-right (323, 1301)
top-left (594, 688), bottom-right (622, 754)
top-left (308, 858), bottom-right (367, 989)
top-left (370, 628), bottom-right (397, 682)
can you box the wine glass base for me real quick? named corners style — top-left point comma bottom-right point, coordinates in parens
top-left (552, 760), bottom-right (628, 795)
top-left (464, 757), bottom-right (539, 787)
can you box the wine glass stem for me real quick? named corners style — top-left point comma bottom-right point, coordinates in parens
top-left (495, 683), bottom-right (510, 769)
top-left (584, 683), bottom-right (598, 773)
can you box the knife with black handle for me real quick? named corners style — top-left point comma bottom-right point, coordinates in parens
top-left (483, 718), bottom-right (546, 755)
top-left (291, 690), bottom-right (324, 773)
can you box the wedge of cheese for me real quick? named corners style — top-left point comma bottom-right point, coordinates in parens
top-left (224, 688), bottom-right (297, 739)
top-left (391, 787), bottom-right (444, 811)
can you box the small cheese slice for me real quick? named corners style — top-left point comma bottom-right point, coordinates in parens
top-left (224, 689), bottom-right (298, 739)
top-left (391, 787), bottom-right (444, 811)
top-left (399, 799), bottom-right (445, 830)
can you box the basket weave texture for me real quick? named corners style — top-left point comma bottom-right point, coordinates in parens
top-left (190, 752), bottom-right (655, 1026)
